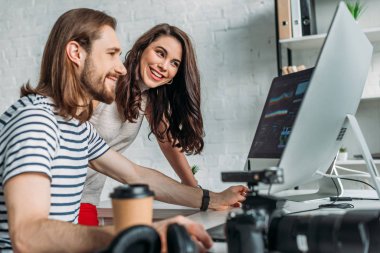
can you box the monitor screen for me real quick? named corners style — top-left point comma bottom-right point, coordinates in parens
top-left (248, 68), bottom-right (313, 159)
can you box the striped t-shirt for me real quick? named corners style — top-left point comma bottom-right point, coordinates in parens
top-left (0, 94), bottom-right (109, 251)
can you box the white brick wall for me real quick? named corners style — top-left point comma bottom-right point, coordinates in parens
top-left (0, 0), bottom-right (276, 200)
top-left (1, 0), bottom-right (379, 202)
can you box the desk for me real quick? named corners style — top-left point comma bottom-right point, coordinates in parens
top-left (97, 200), bottom-right (229, 252)
top-left (98, 190), bottom-right (380, 253)
top-left (97, 200), bottom-right (199, 225)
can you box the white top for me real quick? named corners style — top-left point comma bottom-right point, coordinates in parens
top-left (81, 94), bottom-right (147, 205)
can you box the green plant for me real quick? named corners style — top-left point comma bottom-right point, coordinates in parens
top-left (339, 147), bottom-right (347, 153)
top-left (191, 165), bottom-right (200, 175)
top-left (345, 0), bottom-right (366, 20)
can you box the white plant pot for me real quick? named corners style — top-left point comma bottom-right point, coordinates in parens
top-left (337, 152), bottom-right (348, 161)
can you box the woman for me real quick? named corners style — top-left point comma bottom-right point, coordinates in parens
top-left (79, 24), bottom-right (207, 225)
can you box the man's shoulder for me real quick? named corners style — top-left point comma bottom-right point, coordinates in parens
top-left (0, 95), bottom-right (59, 130)
top-left (8, 94), bottom-right (55, 113)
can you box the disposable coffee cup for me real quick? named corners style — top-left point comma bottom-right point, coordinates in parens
top-left (110, 184), bottom-right (155, 233)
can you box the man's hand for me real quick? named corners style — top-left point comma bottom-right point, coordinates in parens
top-left (210, 185), bottom-right (248, 211)
top-left (152, 216), bottom-right (213, 253)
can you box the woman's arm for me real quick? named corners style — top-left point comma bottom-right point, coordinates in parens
top-left (158, 140), bottom-right (198, 187)
top-left (145, 109), bottom-right (198, 188)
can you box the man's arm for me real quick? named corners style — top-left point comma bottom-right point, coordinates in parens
top-left (157, 140), bottom-right (198, 187)
top-left (4, 173), bottom-right (114, 253)
top-left (90, 149), bottom-right (247, 210)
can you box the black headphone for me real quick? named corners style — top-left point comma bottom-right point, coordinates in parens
top-left (101, 223), bottom-right (198, 253)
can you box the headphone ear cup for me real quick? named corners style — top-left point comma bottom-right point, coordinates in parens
top-left (167, 223), bottom-right (198, 253)
top-left (104, 225), bottom-right (161, 253)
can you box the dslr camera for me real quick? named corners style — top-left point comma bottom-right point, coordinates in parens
top-left (222, 168), bottom-right (380, 253)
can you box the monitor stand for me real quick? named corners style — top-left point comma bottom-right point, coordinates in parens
top-left (346, 114), bottom-right (380, 198)
top-left (276, 114), bottom-right (380, 202)
top-left (279, 160), bottom-right (344, 202)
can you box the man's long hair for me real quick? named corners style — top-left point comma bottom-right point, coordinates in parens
top-left (115, 24), bottom-right (204, 155)
top-left (21, 8), bottom-right (116, 123)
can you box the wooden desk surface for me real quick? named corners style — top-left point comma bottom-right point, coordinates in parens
top-left (97, 200), bottom-right (199, 225)
top-left (97, 207), bottom-right (199, 225)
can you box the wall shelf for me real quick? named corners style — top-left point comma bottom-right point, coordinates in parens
top-left (276, 20), bottom-right (380, 99)
top-left (336, 159), bottom-right (380, 166)
top-left (361, 88), bottom-right (380, 100)
top-left (279, 27), bottom-right (380, 50)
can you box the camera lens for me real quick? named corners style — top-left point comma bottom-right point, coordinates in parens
top-left (268, 210), bottom-right (380, 253)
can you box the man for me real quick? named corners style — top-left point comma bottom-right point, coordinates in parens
top-left (0, 8), bottom-right (246, 252)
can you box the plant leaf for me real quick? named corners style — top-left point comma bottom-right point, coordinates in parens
top-left (345, 0), bottom-right (365, 20)
top-left (191, 165), bottom-right (200, 175)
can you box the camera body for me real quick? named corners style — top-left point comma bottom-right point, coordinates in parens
top-left (268, 209), bottom-right (380, 253)
top-left (222, 168), bottom-right (380, 253)
top-left (226, 209), bottom-right (266, 253)
top-left (226, 208), bottom-right (380, 253)
top-left (222, 168), bottom-right (284, 253)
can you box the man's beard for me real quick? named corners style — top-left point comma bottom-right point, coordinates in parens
top-left (80, 57), bottom-right (115, 104)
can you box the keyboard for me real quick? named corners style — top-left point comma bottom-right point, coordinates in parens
top-left (207, 223), bottom-right (226, 242)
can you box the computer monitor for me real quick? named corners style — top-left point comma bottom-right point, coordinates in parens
top-left (245, 68), bottom-right (313, 171)
top-left (269, 1), bottom-right (373, 195)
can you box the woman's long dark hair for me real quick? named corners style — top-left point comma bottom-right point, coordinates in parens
top-left (115, 23), bottom-right (204, 155)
